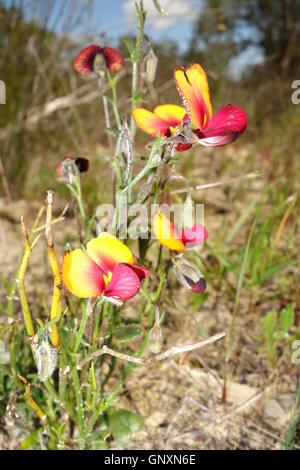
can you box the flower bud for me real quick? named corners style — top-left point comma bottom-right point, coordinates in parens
top-left (73, 45), bottom-right (123, 75)
top-left (56, 156), bottom-right (89, 185)
top-left (173, 256), bottom-right (206, 294)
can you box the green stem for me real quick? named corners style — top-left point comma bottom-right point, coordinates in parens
top-left (74, 299), bottom-right (93, 353)
top-left (130, 0), bottom-right (145, 137)
top-left (140, 286), bottom-right (153, 305)
top-left (70, 356), bottom-right (85, 445)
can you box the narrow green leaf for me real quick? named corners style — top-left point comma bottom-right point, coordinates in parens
top-left (259, 261), bottom-right (292, 282)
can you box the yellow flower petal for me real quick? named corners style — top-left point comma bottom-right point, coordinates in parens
top-left (62, 249), bottom-right (104, 298)
top-left (153, 211), bottom-right (185, 251)
top-left (153, 104), bottom-right (186, 123)
top-left (87, 234), bottom-right (134, 274)
top-left (174, 63), bottom-right (213, 130)
top-left (132, 107), bottom-right (172, 137)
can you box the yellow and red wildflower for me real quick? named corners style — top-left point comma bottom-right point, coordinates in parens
top-left (62, 233), bottom-right (149, 302)
top-left (132, 63), bottom-right (247, 151)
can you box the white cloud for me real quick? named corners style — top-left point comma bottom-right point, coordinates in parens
top-left (122, 0), bottom-right (199, 31)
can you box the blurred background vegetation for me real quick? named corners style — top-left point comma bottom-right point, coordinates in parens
top-left (0, 0), bottom-right (299, 202)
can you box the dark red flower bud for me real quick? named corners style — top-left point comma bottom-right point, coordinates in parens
top-left (56, 156), bottom-right (89, 184)
top-left (73, 44), bottom-right (123, 75)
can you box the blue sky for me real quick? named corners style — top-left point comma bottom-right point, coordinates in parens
top-left (90, 0), bottom-right (201, 51)
top-left (10, 0), bottom-right (202, 52)
top-left (7, 0), bottom-right (264, 76)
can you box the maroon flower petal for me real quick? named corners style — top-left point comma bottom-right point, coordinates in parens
top-left (104, 264), bottom-right (141, 301)
top-left (102, 46), bottom-right (123, 73)
top-left (196, 104), bottom-right (247, 147)
top-left (174, 143), bottom-right (193, 152)
top-left (75, 157), bottom-right (89, 173)
top-left (73, 45), bottom-right (102, 74)
top-left (183, 275), bottom-right (206, 294)
top-left (56, 156), bottom-right (73, 180)
top-left (121, 263), bottom-right (150, 280)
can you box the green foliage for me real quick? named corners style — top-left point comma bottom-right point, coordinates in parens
top-left (258, 305), bottom-right (294, 366)
top-left (107, 407), bottom-right (144, 447)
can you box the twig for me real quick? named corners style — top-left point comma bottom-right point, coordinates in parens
top-left (0, 71), bottom-right (127, 140)
top-left (78, 332), bottom-right (225, 369)
top-left (169, 172), bottom-right (260, 194)
top-left (32, 204), bottom-right (68, 233)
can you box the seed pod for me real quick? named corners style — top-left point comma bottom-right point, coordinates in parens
top-left (36, 330), bottom-right (58, 382)
top-left (145, 47), bottom-right (158, 84)
top-left (149, 305), bottom-right (163, 354)
top-left (173, 257), bottom-right (206, 294)
top-left (149, 324), bottom-right (163, 354)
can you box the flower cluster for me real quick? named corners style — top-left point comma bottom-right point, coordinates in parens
top-left (132, 63), bottom-right (247, 151)
top-left (61, 47), bottom-right (247, 303)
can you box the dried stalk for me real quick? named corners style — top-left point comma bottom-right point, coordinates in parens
top-left (170, 172), bottom-right (260, 194)
top-left (45, 191), bottom-right (62, 351)
top-left (78, 332), bottom-right (225, 369)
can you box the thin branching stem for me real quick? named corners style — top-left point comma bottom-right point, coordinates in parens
top-left (78, 332), bottom-right (226, 368)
